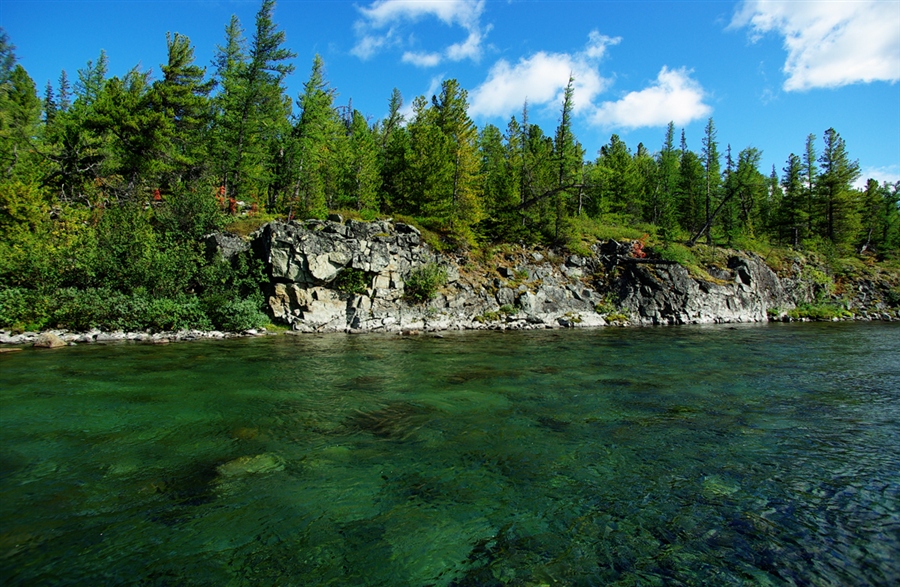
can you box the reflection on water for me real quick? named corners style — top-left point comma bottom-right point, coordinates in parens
top-left (1, 323), bottom-right (899, 586)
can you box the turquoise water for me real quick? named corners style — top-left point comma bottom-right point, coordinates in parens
top-left (1, 323), bottom-right (899, 586)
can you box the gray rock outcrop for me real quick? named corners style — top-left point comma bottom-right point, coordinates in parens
top-left (255, 219), bottom-right (825, 332)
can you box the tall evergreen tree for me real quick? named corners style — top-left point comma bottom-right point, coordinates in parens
top-left (701, 117), bottom-right (721, 245)
top-left (779, 153), bottom-right (805, 246)
top-left (291, 54), bottom-right (344, 218)
top-left (550, 76), bottom-right (582, 239)
top-left (404, 95), bottom-right (453, 220)
top-left (0, 28), bottom-right (15, 86)
top-left (802, 133), bottom-right (818, 237)
top-left (650, 122), bottom-right (679, 241)
top-left (75, 50), bottom-right (108, 106)
top-left (817, 127), bottom-right (861, 246)
top-left (677, 130), bottom-right (704, 235)
top-left (0, 65), bottom-right (42, 177)
top-left (596, 134), bottom-right (639, 219)
top-left (376, 89), bottom-right (409, 214)
top-left (150, 32), bottom-right (214, 189)
top-left (42, 81), bottom-right (57, 126)
top-left (211, 0), bottom-right (295, 203)
top-left (57, 70), bottom-right (71, 112)
top-left (431, 78), bottom-right (482, 238)
top-left (342, 110), bottom-right (380, 214)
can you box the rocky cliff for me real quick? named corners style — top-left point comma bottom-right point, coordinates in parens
top-left (251, 218), bottom-right (897, 333)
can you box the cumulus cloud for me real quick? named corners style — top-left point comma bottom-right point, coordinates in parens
top-left (352, 0), bottom-right (487, 66)
top-left (855, 166), bottom-right (900, 190)
top-left (732, 0), bottom-right (900, 91)
top-left (590, 67), bottom-right (711, 129)
top-left (469, 32), bottom-right (620, 118)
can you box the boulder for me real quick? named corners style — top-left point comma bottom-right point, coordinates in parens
top-left (33, 332), bottom-right (66, 349)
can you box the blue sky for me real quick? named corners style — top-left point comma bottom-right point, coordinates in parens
top-left (2, 0), bottom-right (899, 187)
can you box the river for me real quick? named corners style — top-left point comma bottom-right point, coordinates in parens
top-left (1, 322), bottom-right (898, 586)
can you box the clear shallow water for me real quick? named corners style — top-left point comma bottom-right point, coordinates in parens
top-left (1, 323), bottom-right (899, 586)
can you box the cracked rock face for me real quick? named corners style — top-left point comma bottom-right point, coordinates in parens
top-left (253, 220), bottom-right (867, 333)
top-left (615, 254), bottom-right (808, 325)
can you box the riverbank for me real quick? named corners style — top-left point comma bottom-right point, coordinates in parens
top-left (1, 308), bottom-right (896, 351)
top-left (3, 217), bottom-right (898, 347)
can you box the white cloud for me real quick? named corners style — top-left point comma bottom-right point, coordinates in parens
top-left (591, 67), bottom-right (711, 129)
top-left (402, 51), bottom-right (442, 68)
top-left (855, 165), bottom-right (900, 190)
top-left (469, 32), bottom-right (620, 118)
top-left (352, 0), bottom-right (487, 66)
top-left (732, 0), bottom-right (900, 91)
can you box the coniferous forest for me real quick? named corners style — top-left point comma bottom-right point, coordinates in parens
top-left (1, 0), bottom-right (898, 333)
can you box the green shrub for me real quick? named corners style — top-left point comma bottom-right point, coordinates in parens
top-left (594, 292), bottom-right (618, 314)
top-left (787, 303), bottom-right (850, 320)
top-left (0, 287), bottom-right (52, 331)
top-left (404, 263), bottom-right (447, 304)
top-left (215, 296), bottom-right (269, 332)
top-left (475, 310), bottom-right (500, 323)
top-left (333, 267), bottom-right (370, 295)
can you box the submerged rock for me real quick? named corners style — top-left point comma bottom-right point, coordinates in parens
top-left (216, 453), bottom-right (285, 478)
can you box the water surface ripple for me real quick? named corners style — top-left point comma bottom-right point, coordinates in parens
top-left (1, 322), bottom-right (898, 586)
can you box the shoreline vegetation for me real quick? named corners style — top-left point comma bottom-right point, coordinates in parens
top-left (1, 0), bottom-right (898, 341)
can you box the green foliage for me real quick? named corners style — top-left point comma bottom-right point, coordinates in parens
top-left (787, 303), bottom-right (851, 321)
top-left (594, 292), bottom-right (618, 315)
top-left (404, 263), bottom-right (447, 304)
top-left (800, 265), bottom-right (835, 300)
top-left (208, 294), bottom-right (268, 332)
top-left (474, 310), bottom-right (500, 323)
top-left (333, 267), bottom-right (369, 295)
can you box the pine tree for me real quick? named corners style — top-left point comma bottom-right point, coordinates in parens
top-left (0, 65), bottom-right (43, 177)
top-left (779, 153), bottom-right (805, 246)
top-left (0, 27), bottom-right (16, 86)
top-left (479, 122), bottom-right (520, 241)
top-left (431, 79), bottom-right (483, 239)
top-left (211, 0), bottom-right (295, 204)
top-left (57, 70), bottom-right (71, 112)
top-left (802, 133), bottom-right (818, 238)
top-left (732, 147), bottom-right (766, 238)
top-left (763, 165), bottom-right (782, 238)
top-left (596, 134), bottom-right (639, 220)
top-left (75, 50), bottom-right (108, 105)
top-left (150, 32), bottom-right (214, 189)
top-left (817, 128), bottom-right (861, 247)
top-left (376, 89), bottom-right (409, 214)
top-left (653, 122), bottom-right (680, 240)
top-left (550, 76), bottom-right (583, 241)
top-left (87, 67), bottom-right (168, 200)
top-left (701, 118), bottom-right (721, 245)
top-left (291, 54), bottom-right (344, 218)
top-left (677, 130), bottom-right (704, 235)
top-left (343, 110), bottom-right (380, 214)
top-left (404, 94), bottom-right (453, 220)
top-left (42, 80), bottom-right (57, 126)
